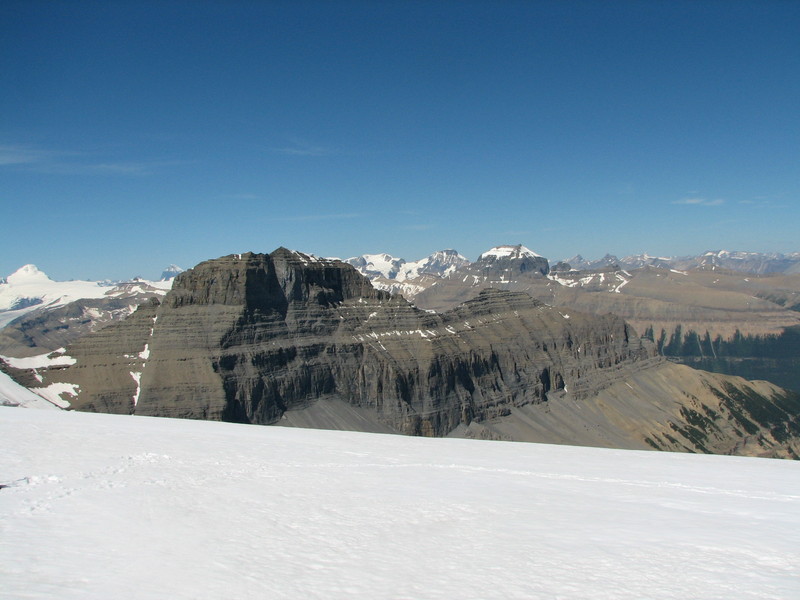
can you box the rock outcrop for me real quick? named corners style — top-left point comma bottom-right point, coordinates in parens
top-left (19, 248), bottom-right (800, 458)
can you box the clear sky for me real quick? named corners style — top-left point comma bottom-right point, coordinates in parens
top-left (2, 0), bottom-right (798, 281)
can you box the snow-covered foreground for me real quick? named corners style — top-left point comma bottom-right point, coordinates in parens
top-left (1, 409), bottom-right (798, 599)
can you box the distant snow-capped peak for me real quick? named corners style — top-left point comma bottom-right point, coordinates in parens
top-left (344, 253), bottom-right (406, 280)
top-left (0, 264), bottom-right (174, 322)
top-left (618, 254), bottom-right (672, 269)
top-left (400, 249), bottom-right (470, 280)
top-left (1, 265), bottom-right (109, 313)
top-left (6, 264), bottom-right (52, 285)
top-left (478, 244), bottom-right (542, 261)
top-left (160, 264), bottom-right (184, 281)
top-left (346, 250), bottom-right (470, 282)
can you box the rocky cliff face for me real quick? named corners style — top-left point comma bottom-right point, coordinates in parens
top-left (20, 247), bottom-right (800, 457)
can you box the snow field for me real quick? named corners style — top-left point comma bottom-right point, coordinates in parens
top-left (1, 408), bottom-right (798, 599)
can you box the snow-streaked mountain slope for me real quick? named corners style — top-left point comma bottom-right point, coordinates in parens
top-left (1, 408), bottom-right (798, 600)
top-left (563, 251), bottom-right (800, 275)
top-left (345, 250), bottom-right (470, 298)
top-left (400, 249), bottom-right (470, 280)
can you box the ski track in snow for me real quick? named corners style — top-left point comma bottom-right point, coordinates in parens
top-left (1, 408), bottom-right (799, 599)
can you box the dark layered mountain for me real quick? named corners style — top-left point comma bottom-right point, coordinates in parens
top-left (12, 248), bottom-right (800, 457)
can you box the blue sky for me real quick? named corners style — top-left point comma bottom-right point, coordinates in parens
top-left (2, 0), bottom-right (798, 280)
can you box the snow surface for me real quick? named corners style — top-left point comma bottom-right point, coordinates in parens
top-left (139, 278), bottom-right (174, 292)
top-left (1, 408), bottom-right (798, 599)
top-left (399, 250), bottom-right (470, 281)
top-left (159, 264), bottom-right (184, 281)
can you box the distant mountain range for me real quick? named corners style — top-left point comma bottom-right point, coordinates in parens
top-left (352, 249), bottom-right (470, 281)
top-left (565, 250), bottom-right (800, 274)
top-left (343, 245), bottom-right (800, 321)
top-left (344, 247), bottom-right (800, 280)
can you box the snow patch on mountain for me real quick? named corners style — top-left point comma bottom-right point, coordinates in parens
top-left (0, 265), bottom-right (111, 313)
top-left (27, 382), bottom-right (78, 408)
top-left (0, 348), bottom-right (76, 369)
top-left (400, 249), bottom-right (470, 280)
top-left (6, 264), bottom-right (51, 285)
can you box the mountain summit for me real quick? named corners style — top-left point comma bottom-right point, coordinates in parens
top-left (160, 264), bottom-right (184, 281)
top-left (6, 264), bottom-right (52, 285)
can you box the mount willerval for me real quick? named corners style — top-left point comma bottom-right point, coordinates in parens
top-left (14, 247), bottom-right (800, 458)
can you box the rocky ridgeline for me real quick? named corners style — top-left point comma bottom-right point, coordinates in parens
top-left (20, 247), bottom-right (800, 457)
